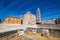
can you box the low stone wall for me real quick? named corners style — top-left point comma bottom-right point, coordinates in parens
top-left (0, 30), bottom-right (17, 37)
top-left (49, 29), bottom-right (60, 37)
top-left (37, 28), bottom-right (60, 37)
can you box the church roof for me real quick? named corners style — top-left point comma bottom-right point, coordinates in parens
top-left (26, 11), bottom-right (32, 13)
top-left (25, 11), bottom-right (35, 16)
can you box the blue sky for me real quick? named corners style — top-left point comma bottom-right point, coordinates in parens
top-left (0, 0), bottom-right (60, 20)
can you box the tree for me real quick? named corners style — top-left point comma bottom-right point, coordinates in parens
top-left (0, 19), bottom-right (1, 23)
top-left (55, 18), bottom-right (60, 24)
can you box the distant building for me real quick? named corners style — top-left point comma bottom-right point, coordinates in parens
top-left (23, 11), bottom-right (36, 25)
top-left (55, 18), bottom-right (60, 24)
top-left (4, 16), bottom-right (20, 24)
top-left (41, 19), bottom-right (55, 24)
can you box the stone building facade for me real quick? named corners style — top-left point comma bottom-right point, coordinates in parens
top-left (41, 19), bottom-right (55, 24)
top-left (4, 11), bottom-right (36, 25)
top-left (23, 11), bottom-right (36, 25)
top-left (4, 16), bottom-right (20, 24)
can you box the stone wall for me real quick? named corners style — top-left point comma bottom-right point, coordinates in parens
top-left (49, 29), bottom-right (60, 37)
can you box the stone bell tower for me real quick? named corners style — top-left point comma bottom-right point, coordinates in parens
top-left (36, 8), bottom-right (41, 24)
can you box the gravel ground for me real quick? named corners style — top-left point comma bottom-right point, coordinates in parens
top-left (0, 30), bottom-right (60, 40)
